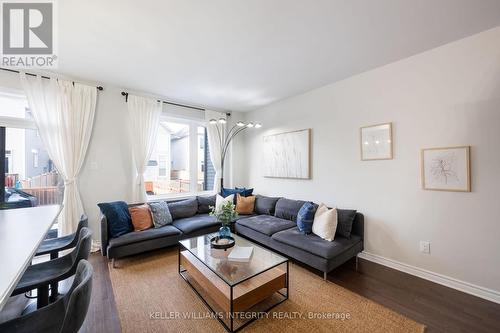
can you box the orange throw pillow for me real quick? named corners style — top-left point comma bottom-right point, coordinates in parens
top-left (236, 193), bottom-right (255, 215)
top-left (129, 204), bottom-right (153, 231)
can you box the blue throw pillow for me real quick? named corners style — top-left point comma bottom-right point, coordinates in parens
top-left (236, 187), bottom-right (254, 197)
top-left (296, 202), bottom-right (316, 234)
top-left (222, 187), bottom-right (254, 198)
top-left (98, 201), bottom-right (132, 238)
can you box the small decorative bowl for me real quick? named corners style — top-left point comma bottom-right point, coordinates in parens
top-left (210, 236), bottom-right (235, 251)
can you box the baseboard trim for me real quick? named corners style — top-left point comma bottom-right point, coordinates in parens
top-left (358, 251), bottom-right (500, 304)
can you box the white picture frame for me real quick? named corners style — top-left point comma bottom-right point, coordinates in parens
top-left (360, 122), bottom-right (393, 160)
top-left (262, 129), bottom-right (311, 179)
top-left (421, 146), bottom-right (471, 192)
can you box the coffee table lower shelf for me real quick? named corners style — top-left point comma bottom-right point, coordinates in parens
top-left (178, 248), bottom-right (289, 332)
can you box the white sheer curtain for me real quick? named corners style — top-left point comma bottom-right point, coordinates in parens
top-left (126, 94), bottom-right (162, 203)
top-left (205, 110), bottom-right (225, 193)
top-left (20, 73), bottom-right (97, 236)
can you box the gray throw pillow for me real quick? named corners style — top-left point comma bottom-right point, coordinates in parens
top-left (168, 198), bottom-right (198, 220)
top-left (197, 195), bottom-right (216, 214)
top-left (148, 201), bottom-right (173, 228)
top-left (254, 195), bottom-right (281, 215)
top-left (336, 209), bottom-right (357, 239)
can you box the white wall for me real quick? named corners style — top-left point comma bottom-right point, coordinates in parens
top-left (235, 27), bottom-right (500, 295)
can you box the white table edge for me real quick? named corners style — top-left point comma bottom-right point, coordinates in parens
top-left (0, 205), bottom-right (62, 311)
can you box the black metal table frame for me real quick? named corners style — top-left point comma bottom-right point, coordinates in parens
top-left (178, 243), bottom-right (289, 332)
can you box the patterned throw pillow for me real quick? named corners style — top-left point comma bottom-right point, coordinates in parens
top-left (148, 201), bottom-right (173, 228)
top-left (296, 202), bottom-right (316, 234)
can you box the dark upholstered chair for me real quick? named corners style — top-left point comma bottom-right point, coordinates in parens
top-left (35, 215), bottom-right (88, 299)
top-left (0, 260), bottom-right (93, 333)
top-left (36, 215), bottom-right (88, 259)
top-left (11, 227), bottom-right (92, 309)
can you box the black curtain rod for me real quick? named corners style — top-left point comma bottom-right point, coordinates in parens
top-left (0, 67), bottom-right (104, 90)
top-left (120, 91), bottom-right (206, 111)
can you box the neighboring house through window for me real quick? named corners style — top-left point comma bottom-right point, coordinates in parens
top-left (0, 89), bottom-right (64, 212)
top-left (144, 112), bottom-right (214, 198)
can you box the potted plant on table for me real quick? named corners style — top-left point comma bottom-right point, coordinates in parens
top-left (210, 200), bottom-right (238, 238)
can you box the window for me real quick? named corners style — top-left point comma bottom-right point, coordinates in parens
top-left (158, 154), bottom-right (167, 177)
top-left (144, 117), bottom-right (214, 198)
top-left (0, 92), bottom-right (64, 211)
top-left (32, 149), bottom-right (39, 168)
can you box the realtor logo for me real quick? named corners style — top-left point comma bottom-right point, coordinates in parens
top-left (1, 0), bottom-right (57, 68)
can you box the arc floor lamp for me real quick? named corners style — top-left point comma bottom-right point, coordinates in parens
top-left (209, 118), bottom-right (262, 189)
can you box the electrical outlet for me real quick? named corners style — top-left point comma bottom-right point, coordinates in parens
top-left (420, 241), bottom-right (430, 254)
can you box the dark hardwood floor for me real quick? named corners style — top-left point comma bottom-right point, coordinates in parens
top-left (327, 258), bottom-right (500, 333)
top-left (80, 254), bottom-right (121, 333)
top-left (83, 252), bottom-right (500, 333)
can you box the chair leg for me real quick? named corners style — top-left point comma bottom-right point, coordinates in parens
top-left (112, 258), bottom-right (116, 268)
top-left (323, 271), bottom-right (327, 281)
top-left (37, 285), bottom-right (49, 309)
top-left (49, 281), bottom-right (59, 302)
top-left (356, 256), bottom-right (359, 272)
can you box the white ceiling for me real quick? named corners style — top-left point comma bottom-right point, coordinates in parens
top-left (58, 0), bottom-right (500, 111)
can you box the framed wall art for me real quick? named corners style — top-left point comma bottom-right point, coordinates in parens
top-left (262, 129), bottom-right (311, 179)
top-left (360, 122), bottom-right (393, 160)
top-left (421, 146), bottom-right (471, 192)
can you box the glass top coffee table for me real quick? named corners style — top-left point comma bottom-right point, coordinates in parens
top-left (178, 232), bottom-right (289, 332)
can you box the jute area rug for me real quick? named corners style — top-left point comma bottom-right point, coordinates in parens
top-left (108, 248), bottom-right (425, 333)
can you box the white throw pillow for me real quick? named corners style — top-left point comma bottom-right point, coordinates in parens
top-left (312, 203), bottom-right (338, 241)
top-left (215, 194), bottom-right (234, 212)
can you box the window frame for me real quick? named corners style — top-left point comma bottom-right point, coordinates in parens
top-left (146, 114), bottom-right (214, 201)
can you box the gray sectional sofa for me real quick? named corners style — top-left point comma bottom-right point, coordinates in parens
top-left (99, 195), bottom-right (364, 278)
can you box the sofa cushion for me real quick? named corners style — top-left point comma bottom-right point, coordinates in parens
top-left (274, 198), bottom-right (307, 222)
top-left (336, 209), bottom-right (357, 239)
top-left (254, 195), bottom-right (280, 215)
top-left (197, 195), bottom-right (216, 214)
top-left (108, 225), bottom-right (181, 248)
top-left (148, 201), bottom-right (173, 228)
top-left (236, 194), bottom-right (255, 215)
top-left (271, 227), bottom-right (362, 259)
top-left (221, 187), bottom-right (253, 198)
top-left (215, 194), bottom-right (234, 212)
top-left (168, 198), bottom-right (198, 220)
top-left (235, 187), bottom-right (254, 197)
top-left (98, 201), bottom-right (133, 238)
top-left (129, 204), bottom-right (153, 231)
top-left (236, 215), bottom-right (296, 236)
top-left (172, 214), bottom-right (218, 234)
top-left (296, 202), bottom-right (316, 234)
top-left (233, 214), bottom-right (256, 221)
top-left (312, 204), bottom-right (338, 241)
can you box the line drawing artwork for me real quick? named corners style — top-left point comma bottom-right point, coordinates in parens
top-left (263, 129), bottom-right (310, 178)
top-left (430, 152), bottom-right (459, 185)
top-left (422, 146), bottom-right (470, 192)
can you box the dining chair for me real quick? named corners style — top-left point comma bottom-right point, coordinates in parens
top-left (0, 260), bottom-right (93, 333)
top-left (34, 215), bottom-right (88, 299)
top-left (11, 227), bottom-right (92, 309)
